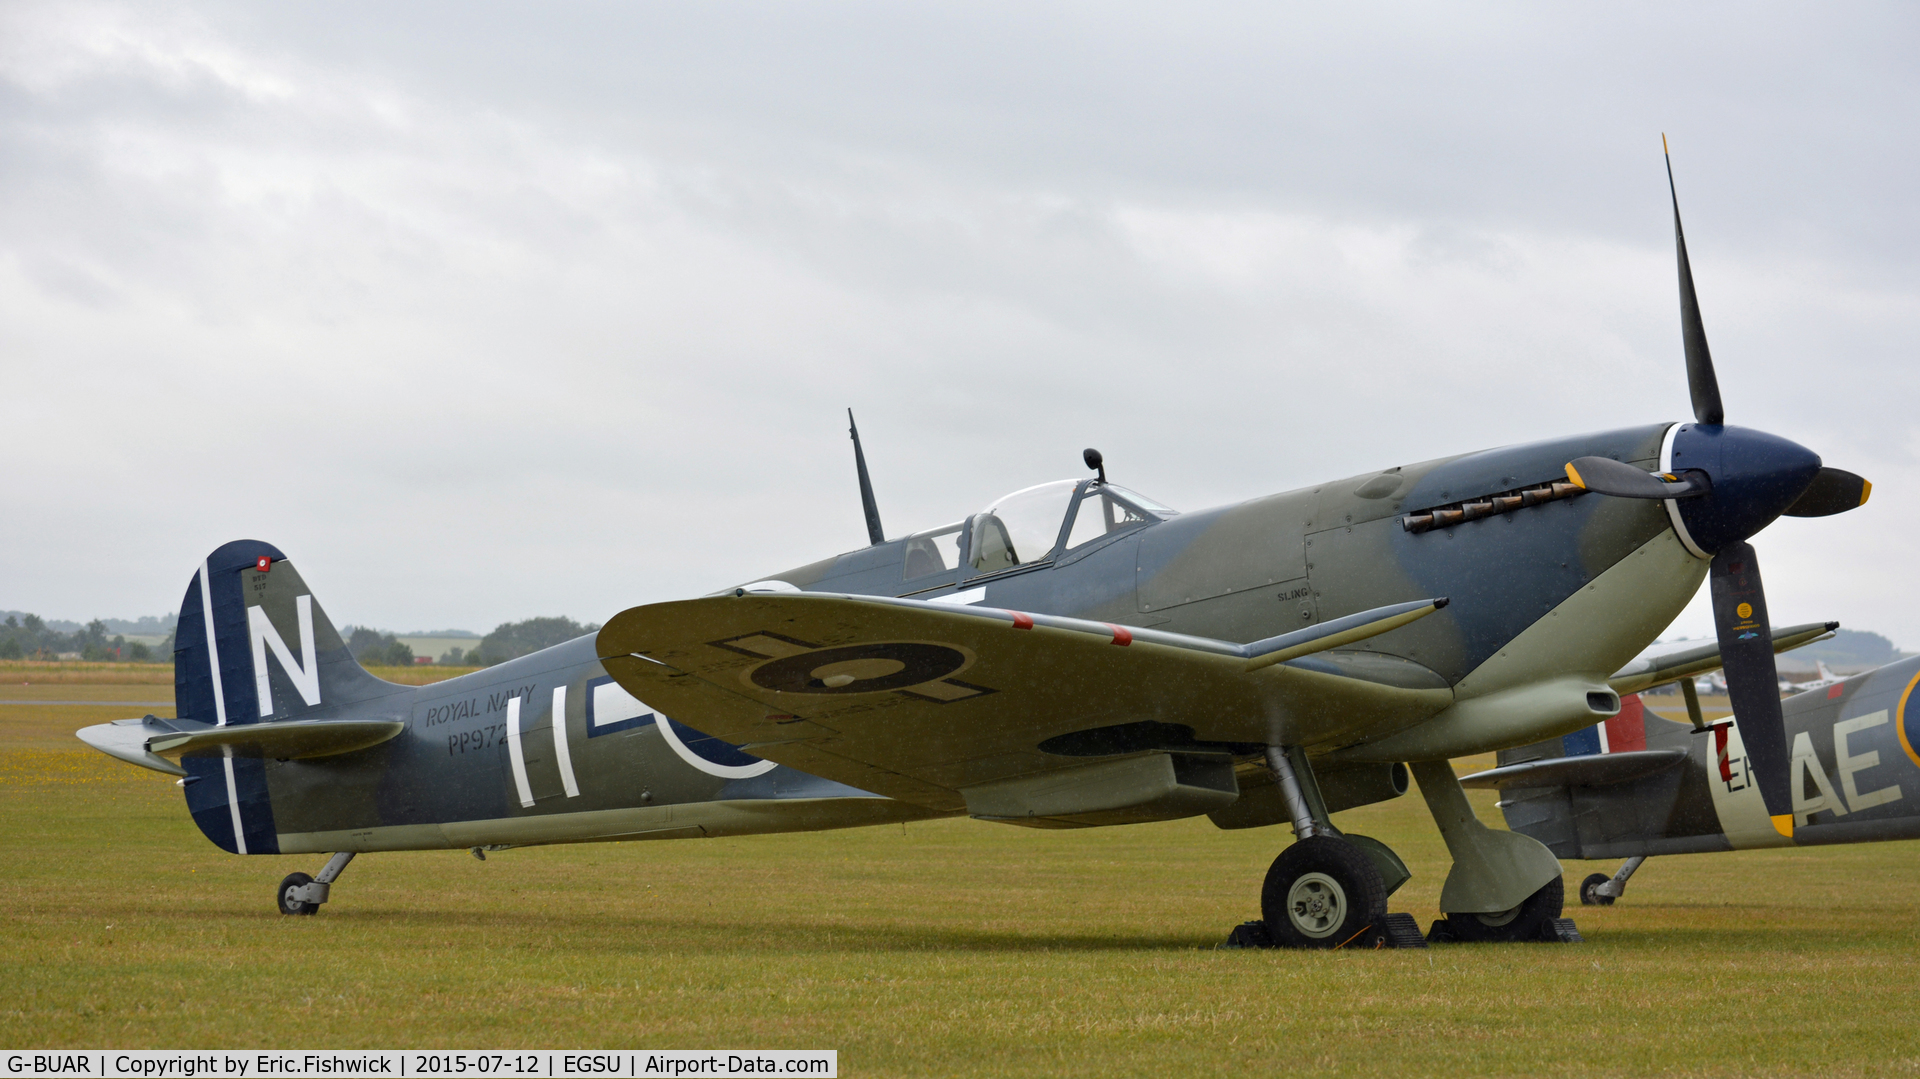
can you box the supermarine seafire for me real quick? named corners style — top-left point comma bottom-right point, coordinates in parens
top-left (1467, 649), bottom-right (1920, 907)
top-left (79, 147), bottom-right (1874, 947)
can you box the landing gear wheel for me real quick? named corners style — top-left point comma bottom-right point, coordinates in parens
top-left (1445, 876), bottom-right (1564, 942)
top-left (1579, 872), bottom-right (1615, 906)
top-left (277, 872), bottom-right (318, 916)
top-left (1260, 836), bottom-right (1388, 949)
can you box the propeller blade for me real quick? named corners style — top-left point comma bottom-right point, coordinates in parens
top-left (1666, 136), bottom-right (1725, 426)
top-left (1783, 467), bottom-right (1873, 517)
top-left (1564, 456), bottom-right (1709, 499)
top-left (1710, 541), bottom-right (1793, 836)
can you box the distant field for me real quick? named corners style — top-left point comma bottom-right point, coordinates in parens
top-left (4, 682), bottom-right (1919, 1074)
top-left (0, 661), bottom-right (175, 685)
top-left (0, 661), bottom-right (481, 688)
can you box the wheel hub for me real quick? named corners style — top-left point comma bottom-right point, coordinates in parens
top-left (1285, 871), bottom-right (1348, 938)
top-left (1474, 903), bottom-right (1522, 928)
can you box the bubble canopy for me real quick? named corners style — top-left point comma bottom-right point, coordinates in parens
top-left (967, 480), bottom-right (1172, 572)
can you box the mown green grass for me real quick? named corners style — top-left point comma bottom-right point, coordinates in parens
top-left (5, 690), bottom-right (1920, 1075)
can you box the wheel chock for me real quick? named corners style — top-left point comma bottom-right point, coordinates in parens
top-left (1218, 914), bottom-right (1429, 950)
top-left (1425, 915), bottom-right (1585, 944)
top-left (1219, 921), bottom-right (1276, 949)
top-left (1538, 917), bottom-right (1584, 943)
top-left (1378, 912), bottom-right (1429, 949)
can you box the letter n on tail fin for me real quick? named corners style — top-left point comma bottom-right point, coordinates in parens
top-left (250, 596), bottom-right (322, 715)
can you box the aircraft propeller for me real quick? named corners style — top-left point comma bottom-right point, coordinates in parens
top-left (1560, 139), bottom-right (1873, 838)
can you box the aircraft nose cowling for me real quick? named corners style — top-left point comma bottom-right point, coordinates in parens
top-left (1668, 423), bottom-right (1822, 554)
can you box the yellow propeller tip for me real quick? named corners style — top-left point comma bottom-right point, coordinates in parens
top-left (1563, 462), bottom-right (1587, 489)
top-left (1770, 814), bottom-right (1794, 838)
top-left (1861, 480), bottom-right (1872, 506)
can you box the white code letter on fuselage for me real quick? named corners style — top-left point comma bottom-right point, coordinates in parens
top-left (249, 595), bottom-right (322, 716)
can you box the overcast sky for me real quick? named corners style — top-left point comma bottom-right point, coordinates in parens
top-left (3, 2), bottom-right (1916, 647)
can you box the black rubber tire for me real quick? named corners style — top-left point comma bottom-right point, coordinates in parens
top-left (1444, 876), bottom-right (1565, 942)
top-left (1260, 836), bottom-right (1388, 949)
top-left (1579, 872), bottom-right (1615, 907)
top-left (277, 872), bottom-right (317, 916)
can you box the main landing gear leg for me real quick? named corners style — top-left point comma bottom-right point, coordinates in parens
top-left (1409, 760), bottom-right (1578, 943)
top-left (1239, 747), bottom-right (1423, 950)
top-left (277, 852), bottom-right (355, 916)
top-left (1581, 856), bottom-right (1648, 906)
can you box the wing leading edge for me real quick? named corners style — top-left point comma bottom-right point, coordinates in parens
top-left (1608, 621), bottom-right (1837, 695)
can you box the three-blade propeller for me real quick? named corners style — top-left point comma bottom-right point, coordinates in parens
top-left (1563, 139), bottom-right (1874, 838)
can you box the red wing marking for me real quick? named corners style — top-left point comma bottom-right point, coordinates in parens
top-left (1010, 612), bottom-right (1034, 630)
top-left (1105, 624), bottom-right (1132, 647)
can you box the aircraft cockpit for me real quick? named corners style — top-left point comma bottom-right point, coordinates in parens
top-left (902, 479), bottom-right (1175, 585)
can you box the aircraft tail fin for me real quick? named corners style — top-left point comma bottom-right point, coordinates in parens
top-left (168, 540), bottom-right (397, 854)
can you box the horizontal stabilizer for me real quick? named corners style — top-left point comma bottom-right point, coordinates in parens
top-left (1608, 621), bottom-right (1835, 694)
top-left (76, 717), bottom-right (190, 776)
top-left (78, 715), bottom-right (404, 774)
top-left (150, 718), bottom-right (404, 760)
top-left (1459, 748), bottom-right (1687, 790)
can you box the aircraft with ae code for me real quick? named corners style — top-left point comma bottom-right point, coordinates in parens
top-left (1468, 652), bottom-right (1920, 906)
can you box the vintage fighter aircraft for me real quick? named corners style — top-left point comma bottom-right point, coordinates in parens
top-left (1469, 652), bottom-right (1920, 907)
top-left (78, 146), bottom-right (1874, 947)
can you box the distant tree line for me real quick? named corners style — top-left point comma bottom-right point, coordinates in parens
top-left (1784, 628), bottom-right (1903, 669)
top-left (0, 614), bottom-right (172, 662)
top-left (345, 628), bottom-right (417, 667)
top-left (0, 611), bottom-right (178, 637)
top-left (454, 617), bottom-right (599, 667)
top-left (343, 616), bottom-right (599, 668)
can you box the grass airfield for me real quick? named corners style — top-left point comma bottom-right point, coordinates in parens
top-left (4, 670), bottom-right (1920, 1075)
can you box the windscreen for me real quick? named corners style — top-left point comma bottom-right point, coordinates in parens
top-left (969, 479), bottom-right (1079, 570)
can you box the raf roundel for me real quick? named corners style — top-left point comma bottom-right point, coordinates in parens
top-left (748, 642), bottom-right (969, 694)
top-left (1897, 670), bottom-right (1920, 771)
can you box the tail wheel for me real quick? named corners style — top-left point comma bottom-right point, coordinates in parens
top-left (1260, 836), bottom-right (1388, 949)
top-left (1445, 876), bottom-right (1565, 942)
top-left (277, 872), bottom-right (318, 916)
top-left (1579, 872), bottom-right (1615, 906)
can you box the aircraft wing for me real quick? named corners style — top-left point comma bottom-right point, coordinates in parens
top-left (597, 592), bottom-right (1454, 817)
top-left (1607, 621), bottom-right (1836, 695)
top-left (1458, 749), bottom-right (1688, 790)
